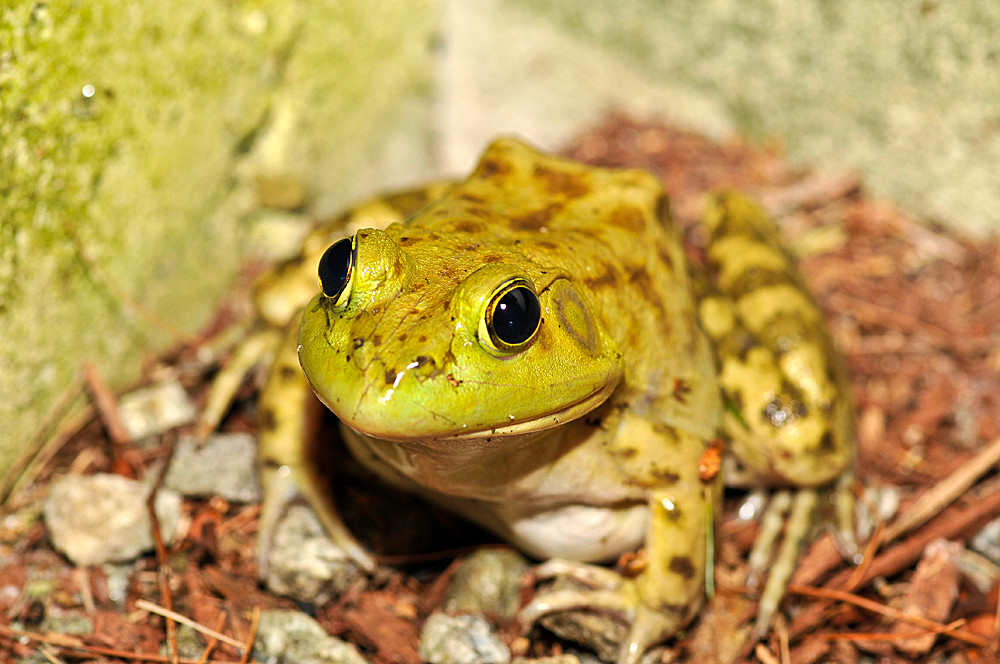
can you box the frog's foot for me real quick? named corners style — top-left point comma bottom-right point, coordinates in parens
top-left (257, 459), bottom-right (377, 576)
top-left (521, 559), bottom-right (694, 664)
top-left (744, 488), bottom-right (816, 638)
top-left (743, 475), bottom-right (858, 637)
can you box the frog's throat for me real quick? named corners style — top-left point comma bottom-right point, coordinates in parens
top-left (350, 378), bottom-right (617, 444)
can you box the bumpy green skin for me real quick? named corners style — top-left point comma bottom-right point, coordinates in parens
top-left (254, 140), bottom-right (850, 663)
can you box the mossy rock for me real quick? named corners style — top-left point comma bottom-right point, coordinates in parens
top-left (0, 0), bottom-right (438, 485)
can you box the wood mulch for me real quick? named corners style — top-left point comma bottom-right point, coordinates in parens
top-left (2, 113), bottom-right (1000, 664)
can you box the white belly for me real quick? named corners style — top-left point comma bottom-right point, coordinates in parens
top-left (493, 501), bottom-right (648, 563)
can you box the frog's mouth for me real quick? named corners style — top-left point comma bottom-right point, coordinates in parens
top-left (452, 379), bottom-right (616, 440)
top-left (355, 377), bottom-right (618, 444)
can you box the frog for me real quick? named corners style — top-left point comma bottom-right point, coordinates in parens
top-left (200, 138), bottom-right (853, 664)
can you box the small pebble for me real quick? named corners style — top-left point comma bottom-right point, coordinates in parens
top-left (970, 515), bottom-right (1000, 566)
top-left (117, 378), bottom-right (195, 440)
top-left (856, 485), bottom-right (900, 541)
top-left (443, 547), bottom-right (530, 621)
top-left (40, 614), bottom-right (93, 636)
top-left (419, 612), bottom-right (510, 664)
top-left (161, 624), bottom-right (205, 660)
top-left (264, 505), bottom-right (365, 604)
top-left (253, 609), bottom-right (369, 664)
top-left (164, 434), bottom-right (261, 503)
top-left (44, 473), bottom-right (181, 566)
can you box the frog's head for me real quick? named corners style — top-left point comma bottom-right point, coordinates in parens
top-left (297, 220), bottom-right (623, 443)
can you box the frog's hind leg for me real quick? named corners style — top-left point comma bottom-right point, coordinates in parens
top-left (696, 192), bottom-right (855, 635)
top-left (697, 191), bottom-right (853, 486)
top-left (257, 320), bottom-right (376, 575)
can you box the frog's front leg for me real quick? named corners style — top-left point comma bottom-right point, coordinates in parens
top-left (522, 420), bottom-right (716, 664)
top-left (257, 319), bottom-right (375, 574)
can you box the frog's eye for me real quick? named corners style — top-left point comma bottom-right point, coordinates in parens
top-left (479, 279), bottom-right (541, 354)
top-left (317, 236), bottom-right (356, 307)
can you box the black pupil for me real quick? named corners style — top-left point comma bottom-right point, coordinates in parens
top-left (318, 237), bottom-right (353, 299)
top-left (492, 286), bottom-right (540, 345)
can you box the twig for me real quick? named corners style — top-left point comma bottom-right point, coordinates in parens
top-left (238, 607), bottom-right (260, 664)
top-left (83, 362), bottom-right (133, 449)
top-left (196, 612), bottom-right (228, 664)
top-left (215, 504), bottom-right (261, 538)
top-left (830, 482), bottom-right (1000, 590)
top-left (818, 629), bottom-right (972, 642)
top-left (135, 600), bottom-right (246, 650)
top-left (146, 435), bottom-right (180, 663)
top-left (38, 644), bottom-right (68, 664)
top-left (884, 435), bottom-right (1000, 542)
top-left (793, 449), bottom-right (1000, 590)
top-left (787, 584), bottom-right (988, 647)
top-left (842, 522), bottom-right (884, 592)
top-left (0, 624), bottom-right (244, 664)
top-left (754, 643), bottom-right (781, 664)
top-left (789, 484), bottom-right (1000, 640)
top-left (0, 375), bottom-right (89, 505)
top-left (776, 616), bottom-right (791, 664)
top-left (73, 568), bottom-right (96, 615)
top-left (758, 171), bottom-right (861, 218)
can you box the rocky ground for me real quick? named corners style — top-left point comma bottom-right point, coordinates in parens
top-left (2, 114), bottom-right (1000, 664)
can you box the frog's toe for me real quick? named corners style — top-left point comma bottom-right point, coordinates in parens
top-left (257, 464), bottom-right (300, 577)
top-left (520, 587), bottom-right (628, 626)
top-left (533, 558), bottom-right (626, 590)
top-left (745, 489), bottom-right (793, 590)
top-left (620, 606), bottom-right (684, 664)
top-left (257, 461), bottom-right (377, 578)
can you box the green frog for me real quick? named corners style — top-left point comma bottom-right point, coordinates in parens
top-left (202, 139), bottom-right (852, 664)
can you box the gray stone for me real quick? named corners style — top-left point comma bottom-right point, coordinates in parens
top-left (253, 610), bottom-right (368, 664)
top-left (14, 616), bottom-right (94, 664)
top-left (857, 485), bottom-right (901, 542)
top-left (160, 624), bottom-right (206, 660)
top-left (164, 433), bottom-right (262, 503)
top-left (970, 515), bottom-right (1000, 566)
top-left (40, 615), bottom-right (94, 636)
top-left (264, 505), bottom-right (365, 604)
top-left (444, 547), bottom-right (530, 621)
top-left (117, 378), bottom-right (196, 441)
top-left (419, 611), bottom-right (510, 664)
top-left (44, 473), bottom-right (181, 566)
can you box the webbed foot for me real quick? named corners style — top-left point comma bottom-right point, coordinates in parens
top-left (521, 559), bottom-right (696, 664)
